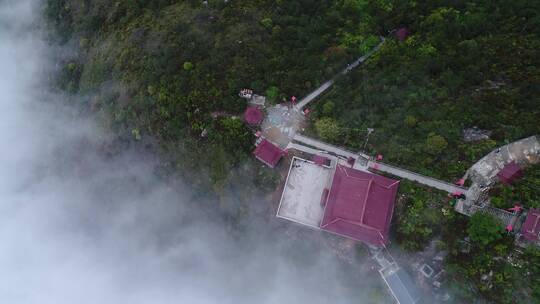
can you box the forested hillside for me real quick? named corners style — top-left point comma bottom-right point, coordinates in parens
top-left (304, 3), bottom-right (539, 303)
top-left (44, 1), bottom-right (540, 303)
top-left (44, 0), bottom-right (382, 193)
top-left (310, 1), bottom-right (540, 183)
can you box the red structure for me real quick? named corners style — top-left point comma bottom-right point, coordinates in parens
top-left (312, 155), bottom-right (330, 166)
top-left (507, 204), bottom-right (522, 213)
top-left (253, 139), bottom-right (283, 168)
top-left (497, 161), bottom-right (523, 185)
top-left (521, 209), bottom-right (540, 241)
top-left (320, 165), bottom-right (400, 246)
top-left (396, 27), bottom-right (410, 42)
top-left (243, 106), bottom-right (264, 125)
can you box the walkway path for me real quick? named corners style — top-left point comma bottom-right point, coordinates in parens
top-left (292, 134), bottom-right (370, 160)
top-left (295, 79), bottom-right (334, 110)
top-left (291, 134), bottom-right (467, 194)
top-left (286, 142), bottom-right (324, 156)
top-left (368, 161), bottom-right (468, 194)
top-left (295, 38), bottom-right (385, 110)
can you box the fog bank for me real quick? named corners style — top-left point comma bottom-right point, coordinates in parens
top-left (0, 1), bottom-right (381, 303)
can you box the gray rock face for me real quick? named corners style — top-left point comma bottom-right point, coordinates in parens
top-left (468, 135), bottom-right (540, 186)
top-left (463, 127), bottom-right (492, 142)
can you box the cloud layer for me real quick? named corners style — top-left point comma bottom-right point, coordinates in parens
top-left (0, 1), bottom-right (381, 303)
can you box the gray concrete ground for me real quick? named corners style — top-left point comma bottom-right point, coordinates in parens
top-left (261, 104), bottom-right (305, 148)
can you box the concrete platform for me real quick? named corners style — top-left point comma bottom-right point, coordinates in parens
top-left (277, 157), bottom-right (334, 228)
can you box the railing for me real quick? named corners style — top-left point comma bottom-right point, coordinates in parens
top-left (295, 37), bottom-right (386, 110)
top-left (369, 161), bottom-right (468, 193)
top-left (293, 134), bottom-right (370, 160)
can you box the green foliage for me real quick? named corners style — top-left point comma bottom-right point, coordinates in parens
top-left (44, 0), bottom-right (381, 192)
top-left (253, 166), bottom-right (280, 191)
top-left (395, 181), bottom-right (449, 250)
top-left (56, 61), bottom-right (82, 93)
top-left (322, 101), bottom-right (335, 116)
top-left (404, 115), bottom-right (417, 128)
top-left (315, 117), bottom-right (340, 142)
top-left (490, 163), bottom-right (540, 209)
top-left (260, 18), bottom-right (273, 29)
top-left (397, 197), bottom-right (434, 250)
top-left (183, 61), bottom-right (193, 71)
top-left (265, 86), bottom-right (279, 104)
top-left (522, 246), bottom-right (540, 300)
top-left (460, 139), bottom-right (497, 161)
top-left (467, 213), bottom-right (504, 247)
top-left (309, 1), bottom-right (540, 186)
top-left (445, 211), bottom-right (519, 303)
top-left (210, 117), bottom-right (253, 160)
top-left (43, 0), bottom-right (73, 42)
top-left (425, 133), bottom-right (448, 156)
top-left (131, 128), bottom-right (142, 141)
top-left (210, 146), bottom-right (229, 193)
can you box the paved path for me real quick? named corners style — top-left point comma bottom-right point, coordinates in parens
top-left (292, 135), bottom-right (467, 194)
top-left (295, 38), bottom-right (385, 110)
top-left (295, 79), bottom-right (335, 110)
top-left (293, 134), bottom-right (369, 160)
top-left (286, 142), bottom-right (324, 156)
top-left (368, 161), bottom-right (468, 194)
top-left (341, 38), bottom-right (385, 74)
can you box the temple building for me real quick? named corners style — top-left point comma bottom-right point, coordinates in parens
top-left (243, 106), bottom-right (264, 126)
top-left (497, 161), bottom-right (523, 185)
top-left (253, 138), bottom-right (284, 168)
top-left (521, 209), bottom-right (540, 242)
top-left (277, 156), bottom-right (399, 246)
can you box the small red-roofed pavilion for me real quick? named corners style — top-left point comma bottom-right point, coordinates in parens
top-left (243, 106), bottom-right (264, 125)
top-left (396, 27), bottom-right (409, 42)
top-left (497, 161), bottom-right (523, 185)
top-left (320, 165), bottom-right (399, 246)
top-left (253, 139), bottom-right (283, 168)
top-left (521, 209), bottom-right (540, 242)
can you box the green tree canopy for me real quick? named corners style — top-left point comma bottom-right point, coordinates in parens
top-left (183, 61), bottom-right (193, 71)
top-left (404, 115), bottom-right (417, 128)
top-left (522, 246), bottom-right (540, 300)
top-left (265, 86), bottom-right (279, 104)
top-left (315, 117), bottom-right (340, 142)
top-left (467, 213), bottom-right (504, 247)
top-left (425, 133), bottom-right (448, 156)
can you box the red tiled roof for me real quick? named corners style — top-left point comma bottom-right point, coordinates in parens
top-left (244, 106), bottom-right (264, 125)
top-left (497, 161), bottom-right (523, 184)
top-left (396, 27), bottom-right (409, 42)
top-left (253, 139), bottom-right (283, 168)
top-left (521, 209), bottom-right (540, 241)
top-left (313, 155), bottom-right (330, 166)
top-left (321, 165), bottom-right (399, 246)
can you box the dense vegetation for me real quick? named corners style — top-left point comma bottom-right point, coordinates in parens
top-left (393, 181), bottom-right (453, 251)
top-left (310, 1), bottom-right (540, 182)
top-left (304, 3), bottom-right (540, 300)
top-left (44, 0), bottom-right (382, 195)
top-left (439, 212), bottom-right (540, 304)
top-left (45, 1), bottom-right (540, 303)
top-left (491, 164), bottom-right (540, 209)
